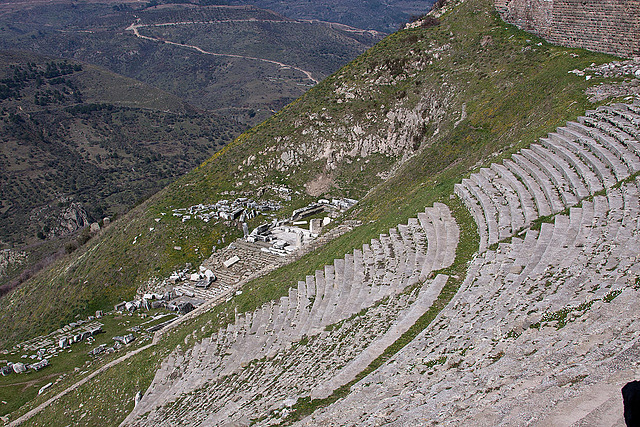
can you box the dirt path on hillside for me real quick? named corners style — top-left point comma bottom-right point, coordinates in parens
top-left (6, 343), bottom-right (153, 427)
top-left (126, 20), bottom-right (320, 84)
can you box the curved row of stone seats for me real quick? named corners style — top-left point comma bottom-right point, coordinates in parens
top-left (455, 103), bottom-right (640, 251)
top-left (585, 105), bottom-right (640, 148)
top-left (572, 119), bottom-right (640, 174)
top-left (300, 179), bottom-right (640, 426)
top-left (134, 275), bottom-right (450, 427)
top-left (592, 104), bottom-right (640, 140)
top-left (124, 203), bottom-right (459, 425)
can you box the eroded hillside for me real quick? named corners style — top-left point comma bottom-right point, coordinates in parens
top-left (0, 50), bottom-right (244, 297)
top-left (2, 0), bottom-right (638, 424)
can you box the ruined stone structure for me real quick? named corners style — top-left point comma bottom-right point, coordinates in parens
top-left (495, 0), bottom-right (640, 58)
top-left (123, 99), bottom-right (640, 426)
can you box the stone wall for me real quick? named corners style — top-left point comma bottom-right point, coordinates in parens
top-left (495, 0), bottom-right (640, 58)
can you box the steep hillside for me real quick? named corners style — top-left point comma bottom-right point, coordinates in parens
top-left (0, 50), bottom-right (244, 293)
top-left (0, 2), bottom-right (382, 118)
top-left (0, 0), bottom-right (617, 348)
top-left (1, 0), bottom-right (636, 423)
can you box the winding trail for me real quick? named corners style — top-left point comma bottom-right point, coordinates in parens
top-left (125, 20), bottom-right (319, 84)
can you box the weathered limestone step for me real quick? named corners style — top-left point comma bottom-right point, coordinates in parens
top-left (532, 142), bottom-right (590, 199)
top-left (513, 220), bottom-right (554, 286)
top-left (593, 108), bottom-right (640, 141)
top-left (264, 296), bottom-right (289, 354)
top-left (609, 103), bottom-right (640, 126)
top-left (329, 253), bottom-right (354, 325)
top-left (470, 172), bottom-right (512, 240)
top-left (491, 162), bottom-right (540, 222)
top-left (409, 218), bottom-right (428, 269)
top-left (529, 214), bottom-right (569, 278)
top-left (291, 284), bottom-right (311, 337)
top-left (503, 159), bottom-right (551, 218)
top-left (320, 258), bottom-right (344, 327)
top-left (584, 112), bottom-right (640, 154)
top-left (569, 121), bottom-right (640, 173)
top-left (548, 132), bottom-right (616, 188)
top-left (400, 225), bottom-right (422, 286)
top-left (343, 249), bottom-right (364, 317)
top-left (538, 138), bottom-right (602, 194)
top-left (512, 153), bottom-right (565, 213)
top-left (309, 274), bottom-right (450, 400)
top-left (417, 211), bottom-right (438, 277)
top-left (436, 202), bottom-right (459, 271)
top-left (561, 124), bottom-right (630, 182)
top-left (298, 272), bottom-right (323, 337)
top-left (481, 167), bottom-right (526, 233)
top-left (388, 229), bottom-right (407, 292)
top-left (521, 147), bottom-right (579, 206)
top-left (308, 264), bottom-right (334, 335)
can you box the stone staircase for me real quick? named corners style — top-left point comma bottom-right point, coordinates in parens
top-left (123, 203), bottom-right (459, 426)
top-left (455, 102), bottom-right (640, 252)
top-left (124, 100), bottom-right (640, 426)
top-left (298, 101), bottom-right (640, 426)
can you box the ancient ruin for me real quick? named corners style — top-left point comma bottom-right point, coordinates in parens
top-left (495, 0), bottom-right (640, 58)
top-left (123, 99), bottom-right (640, 425)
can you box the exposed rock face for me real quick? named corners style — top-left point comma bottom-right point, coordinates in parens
top-left (28, 201), bottom-right (91, 240)
top-left (495, 0), bottom-right (640, 58)
top-left (239, 58), bottom-right (454, 196)
top-left (57, 203), bottom-right (90, 236)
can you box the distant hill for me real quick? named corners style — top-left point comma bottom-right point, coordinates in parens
top-left (0, 50), bottom-right (244, 291)
top-left (226, 0), bottom-right (436, 33)
top-left (0, 2), bottom-right (383, 116)
top-left (0, 1), bottom-right (386, 309)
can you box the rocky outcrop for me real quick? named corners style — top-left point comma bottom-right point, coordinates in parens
top-left (0, 250), bottom-right (26, 278)
top-left (29, 201), bottom-right (91, 240)
top-left (58, 203), bottom-right (90, 236)
top-left (496, 0), bottom-right (640, 58)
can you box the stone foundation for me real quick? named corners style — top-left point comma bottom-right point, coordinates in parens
top-left (496, 0), bottom-right (640, 58)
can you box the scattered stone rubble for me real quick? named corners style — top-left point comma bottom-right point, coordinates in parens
top-left (122, 99), bottom-right (640, 425)
top-left (0, 316), bottom-right (104, 376)
top-left (124, 202), bottom-right (459, 426)
top-left (583, 59), bottom-right (640, 102)
top-left (585, 58), bottom-right (640, 78)
top-left (138, 197), bottom-right (359, 315)
top-left (169, 197), bottom-right (282, 225)
top-left (0, 249), bottom-right (26, 277)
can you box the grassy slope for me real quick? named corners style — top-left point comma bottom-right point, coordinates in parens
top-left (3, 0), bottom-right (624, 423)
top-left (0, 50), bottom-right (244, 297)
